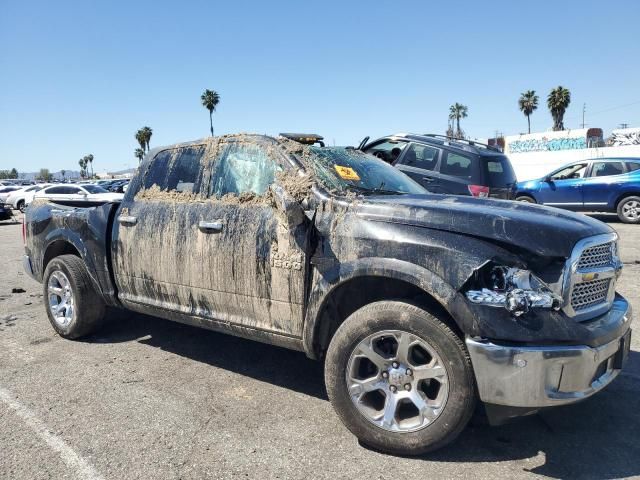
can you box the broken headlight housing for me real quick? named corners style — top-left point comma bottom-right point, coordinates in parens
top-left (465, 266), bottom-right (563, 317)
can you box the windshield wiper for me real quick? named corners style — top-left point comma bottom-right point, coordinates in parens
top-left (346, 185), bottom-right (407, 196)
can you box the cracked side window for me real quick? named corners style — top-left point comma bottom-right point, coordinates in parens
top-left (209, 142), bottom-right (278, 197)
top-left (143, 146), bottom-right (206, 193)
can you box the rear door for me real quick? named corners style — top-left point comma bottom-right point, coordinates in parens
top-left (113, 143), bottom-right (209, 310)
top-left (395, 143), bottom-right (443, 192)
top-left (581, 160), bottom-right (627, 209)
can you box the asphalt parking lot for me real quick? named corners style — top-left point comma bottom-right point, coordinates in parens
top-left (1, 213), bottom-right (639, 480)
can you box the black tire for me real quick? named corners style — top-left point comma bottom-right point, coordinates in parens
top-left (516, 195), bottom-right (536, 203)
top-left (43, 254), bottom-right (106, 339)
top-left (616, 196), bottom-right (640, 224)
top-left (325, 301), bottom-right (476, 455)
top-left (17, 200), bottom-right (25, 212)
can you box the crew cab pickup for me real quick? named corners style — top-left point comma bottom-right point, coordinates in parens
top-left (24, 134), bottom-right (632, 455)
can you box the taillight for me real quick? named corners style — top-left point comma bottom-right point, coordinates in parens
top-left (22, 217), bottom-right (26, 245)
top-left (468, 185), bottom-right (490, 198)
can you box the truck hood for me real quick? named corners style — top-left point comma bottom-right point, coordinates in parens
top-left (355, 194), bottom-right (613, 258)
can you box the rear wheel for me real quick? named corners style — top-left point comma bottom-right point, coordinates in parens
top-left (17, 200), bottom-right (25, 212)
top-left (324, 301), bottom-right (475, 455)
top-left (617, 196), bottom-right (640, 224)
top-left (516, 195), bottom-right (536, 203)
top-left (43, 254), bottom-right (106, 339)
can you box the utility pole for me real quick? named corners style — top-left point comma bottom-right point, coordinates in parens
top-left (580, 103), bottom-right (587, 128)
top-left (619, 123), bottom-right (629, 129)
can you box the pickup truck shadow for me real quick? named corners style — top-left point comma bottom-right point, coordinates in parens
top-left (93, 311), bottom-right (639, 478)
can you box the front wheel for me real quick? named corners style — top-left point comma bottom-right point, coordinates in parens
top-left (617, 196), bottom-right (640, 224)
top-left (516, 195), bottom-right (536, 203)
top-left (17, 200), bottom-right (25, 212)
top-left (324, 301), bottom-right (475, 455)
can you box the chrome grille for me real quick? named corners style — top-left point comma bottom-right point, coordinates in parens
top-left (577, 242), bottom-right (613, 270)
top-left (571, 278), bottom-right (610, 311)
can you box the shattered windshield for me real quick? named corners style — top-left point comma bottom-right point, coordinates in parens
top-left (307, 147), bottom-right (427, 195)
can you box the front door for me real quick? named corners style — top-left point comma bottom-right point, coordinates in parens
top-left (537, 163), bottom-right (588, 208)
top-left (194, 138), bottom-right (309, 337)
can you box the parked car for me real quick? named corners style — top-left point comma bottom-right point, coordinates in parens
top-left (0, 203), bottom-right (12, 220)
top-left (361, 133), bottom-right (518, 199)
top-left (0, 185), bottom-right (21, 203)
top-left (5, 184), bottom-right (47, 212)
top-left (107, 179), bottom-right (130, 193)
top-left (24, 134), bottom-right (631, 455)
top-left (516, 158), bottom-right (640, 223)
top-left (31, 184), bottom-right (123, 205)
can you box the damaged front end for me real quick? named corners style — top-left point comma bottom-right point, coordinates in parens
top-left (464, 263), bottom-right (563, 317)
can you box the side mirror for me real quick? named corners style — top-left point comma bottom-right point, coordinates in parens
top-left (270, 184), bottom-right (306, 229)
top-left (543, 175), bottom-right (553, 183)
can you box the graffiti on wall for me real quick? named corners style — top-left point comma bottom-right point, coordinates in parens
top-left (508, 136), bottom-right (587, 153)
top-left (609, 130), bottom-right (640, 146)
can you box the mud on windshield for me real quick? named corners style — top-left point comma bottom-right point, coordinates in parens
top-left (308, 147), bottom-right (427, 195)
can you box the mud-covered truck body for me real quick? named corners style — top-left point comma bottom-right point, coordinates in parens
top-left (24, 134), bottom-right (632, 454)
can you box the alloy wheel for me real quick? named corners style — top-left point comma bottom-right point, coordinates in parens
top-left (345, 330), bottom-right (449, 433)
top-left (47, 270), bottom-right (75, 327)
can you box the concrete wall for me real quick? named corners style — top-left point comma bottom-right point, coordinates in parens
top-left (510, 145), bottom-right (640, 181)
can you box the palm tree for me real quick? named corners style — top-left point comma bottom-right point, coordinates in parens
top-left (86, 154), bottom-right (94, 178)
top-left (518, 90), bottom-right (539, 134)
top-left (135, 129), bottom-right (146, 152)
top-left (141, 126), bottom-right (153, 152)
top-left (449, 103), bottom-right (468, 139)
top-left (61, 169), bottom-right (66, 181)
top-left (200, 89), bottom-right (220, 137)
top-left (135, 148), bottom-right (145, 163)
top-left (78, 158), bottom-right (87, 179)
top-left (547, 86), bottom-right (571, 131)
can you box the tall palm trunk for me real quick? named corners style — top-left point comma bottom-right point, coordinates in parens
top-left (527, 114), bottom-right (531, 134)
top-left (209, 110), bottom-right (214, 137)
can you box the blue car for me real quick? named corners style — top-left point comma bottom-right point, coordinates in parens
top-left (516, 158), bottom-right (640, 223)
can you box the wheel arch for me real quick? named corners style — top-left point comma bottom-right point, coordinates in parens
top-left (303, 257), bottom-right (468, 360)
top-left (614, 191), bottom-right (640, 209)
top-left (41, 232), bottom-right (103, 296)
top-left (515, 192), bottom-right (537, 202)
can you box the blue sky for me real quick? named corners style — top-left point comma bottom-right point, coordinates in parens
top-left (1, 0), bottom-right (639, 173)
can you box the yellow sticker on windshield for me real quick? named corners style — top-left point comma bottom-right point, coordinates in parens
top-left (334, 165), bottom-right (361, 181)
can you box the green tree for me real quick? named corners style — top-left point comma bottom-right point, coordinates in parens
top-left (60, 169), bottom-right (66, 181)
top-left (134, 148), bottom-right (145, 163)
top-left (38, 168), bottom-right (52, 182)
top-left (0, 168), bottom-right (19, 179)
top-left (547, 86), bottom-right (571, 131)
top-left (449, 103), bottom-right (468, 139)
top-left (518, 90), bottom-right (539, 134)
top-left (200, 89), bottom-right (220, 137)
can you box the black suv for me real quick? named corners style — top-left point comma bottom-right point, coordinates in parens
top-left (361, 133), bottom-right (517, 199)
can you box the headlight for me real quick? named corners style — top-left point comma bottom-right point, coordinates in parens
top-left (465, 266), bottom-right (562, 317)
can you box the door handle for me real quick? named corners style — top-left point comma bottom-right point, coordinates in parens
top-left (198, 220), bottom-right (224, 233)
top-left (118, 215), bottom-right (137, 225)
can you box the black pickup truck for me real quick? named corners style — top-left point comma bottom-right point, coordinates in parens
top-left (24, 134), bottom-right (632, 455)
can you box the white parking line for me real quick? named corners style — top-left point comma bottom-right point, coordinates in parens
top-left (0, 387), bottom-right (104, 480)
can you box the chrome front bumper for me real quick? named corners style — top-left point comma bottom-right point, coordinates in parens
top-left (466, 301), bottom-right (632, 408)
